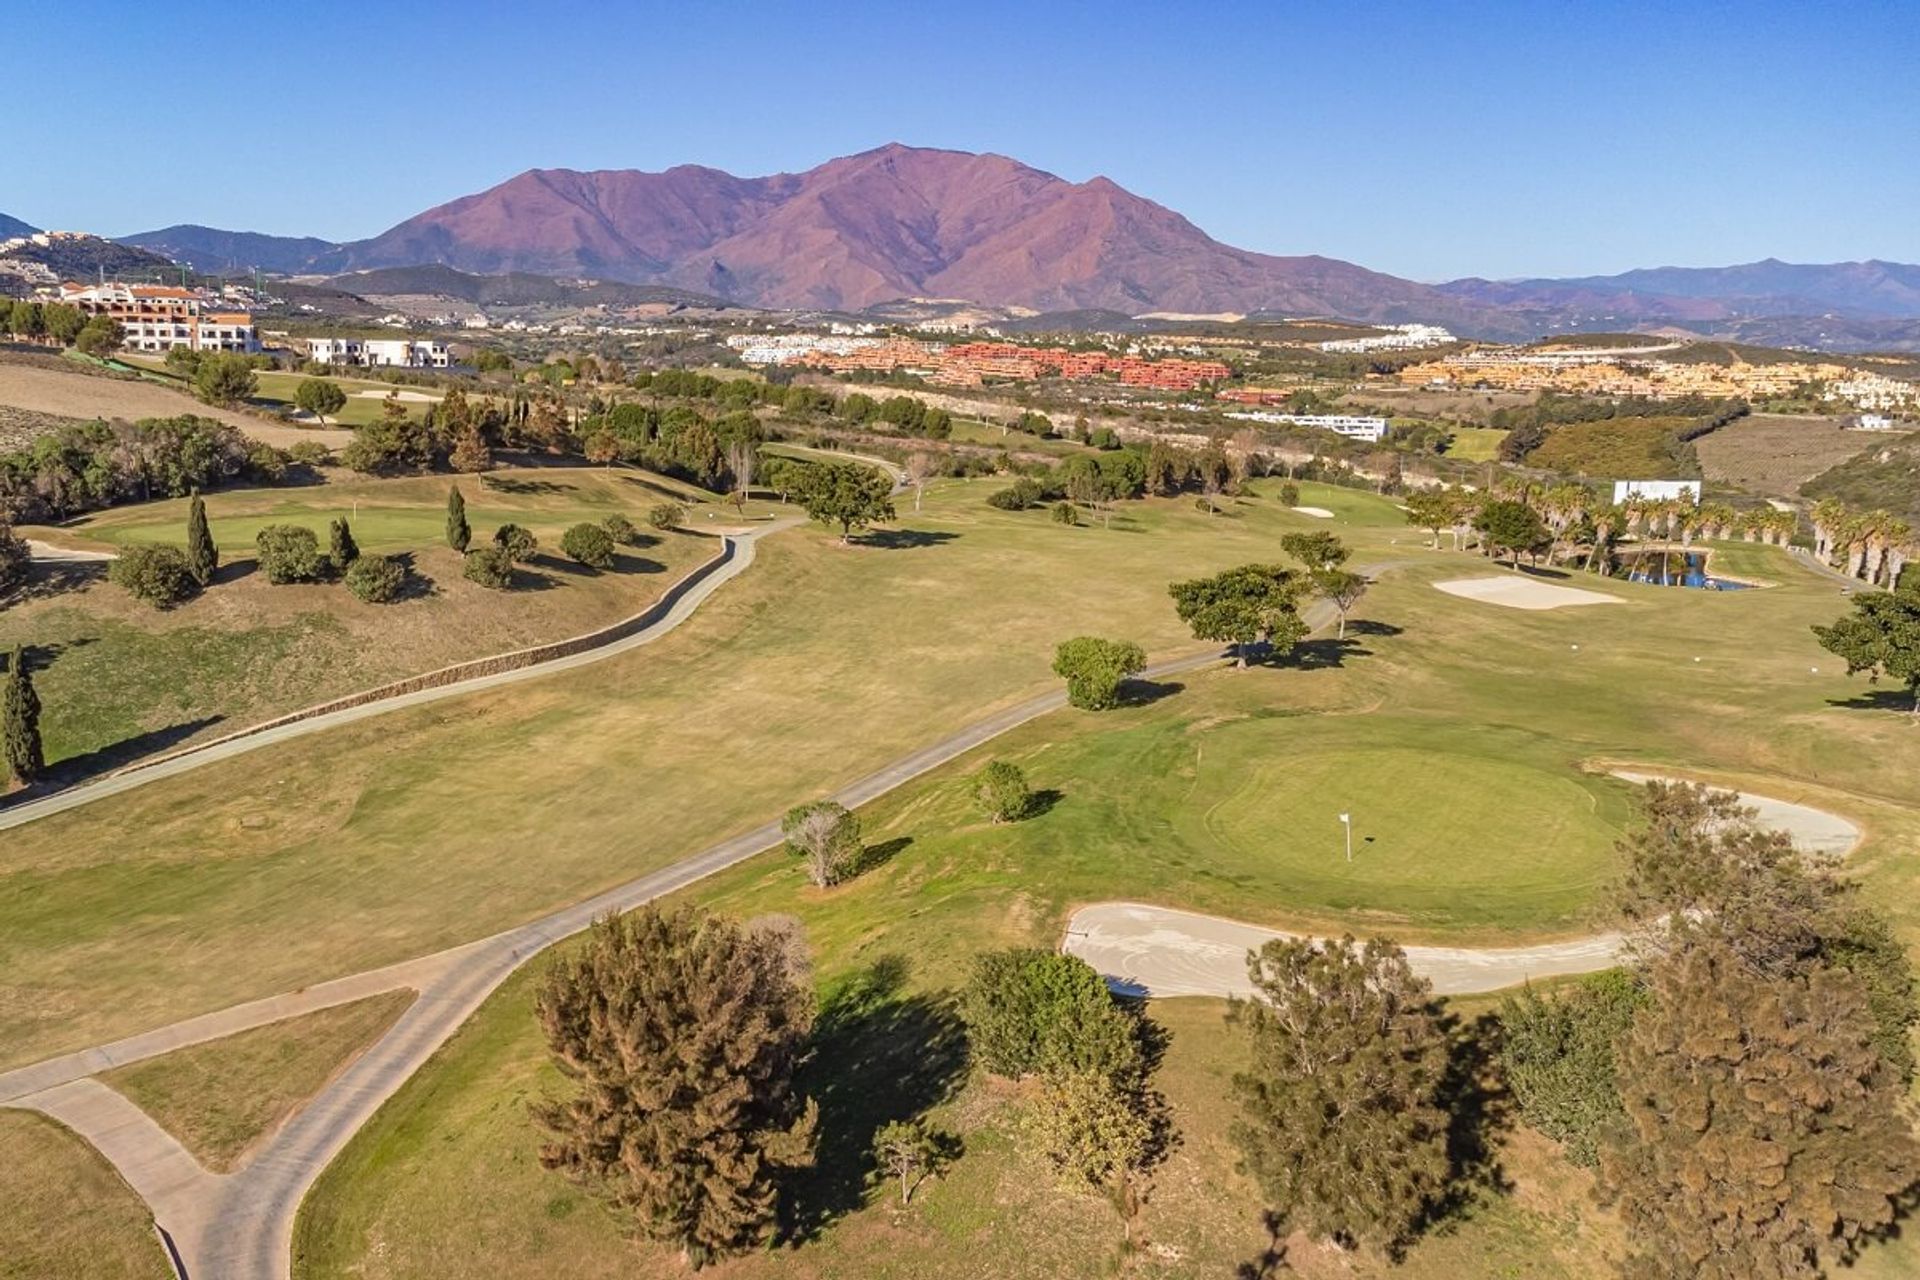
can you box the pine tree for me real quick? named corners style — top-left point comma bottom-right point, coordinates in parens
top-left (328, 517), bottom-right (359, 568)
top-left (184, 490), bottom-right (217, 586)
top-left (536, 907), bottom-right (818, 1265)
top-left (3, 645), bottom-right (45, 786)
top-left (446, 485), bottom-right (470, 552)
top-left (1230, 935), bottom-right (1452, 1252)
top-left (1601, 932), bottom-right (1920, 1279)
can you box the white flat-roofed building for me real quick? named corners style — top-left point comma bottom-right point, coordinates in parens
top-left (307, 337), bottom-right (450, 368)
top-left (1223, 411), bottom-right (1389, 443)
top-left (1612, 479), bottom-right (1702, 505)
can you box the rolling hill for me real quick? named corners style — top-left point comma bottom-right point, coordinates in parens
top-left (0, 212), bottom-right (37, 240)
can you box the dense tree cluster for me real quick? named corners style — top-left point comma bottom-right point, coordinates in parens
top-left (1052, 636), bottom-right (1146, 710)
top-left (1169, 564), bottom-right (1308, 666)
top-left (0, 415), bottom-right (283, 523)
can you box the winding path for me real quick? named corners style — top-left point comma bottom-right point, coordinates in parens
top-left (1062, 779), bottom-right (1861, 998)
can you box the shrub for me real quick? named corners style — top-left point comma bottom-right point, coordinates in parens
top-left (561, 522), bottom-right (617, 569)
top-left (1499, 969), bottom-right (1646, 1166)
top-left (0, 523), bottom-right (28, 592)
top-left (648, 502), bottom-right (685, 531)
top-left (1050, 501), bottom-right (1079, 526)
top-left (463, 545), bottom-right (515, 589)
top-left (109, 544), bottom-right (198, 608)
top-left (286, 440), bottom-right (332, 468)
top-left (960, 949), bottom-right (1141, 1083)
top-left (193, 353), bottom-right (259, 407)
top-left (1279, 481), bottom-right (1301, 507)
top-left (602, 513), bottom-right (637, 544)
top-left (492, 523), bottom-right (538, 562)
top-left (254, 524), bottom-right (324, 583)
top-left (344, 553), bottom-right (407, 603)
top-left (328, 517), bottom-right (359, 570)
top-left (973, 760), bottom-right (1033, 823)
top-left (988, 477), bottom-right (1045, 511)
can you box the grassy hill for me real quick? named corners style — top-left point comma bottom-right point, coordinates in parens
top-left (1802, 432), bottom-right (1920, 521)
top-left (1525, 415), bottom-right (1699, 477)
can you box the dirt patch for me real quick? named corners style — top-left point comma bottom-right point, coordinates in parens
top-left (0, 360), bottom-right (351, 450)
top-left (1695, 413), bottom-right (1899, 498)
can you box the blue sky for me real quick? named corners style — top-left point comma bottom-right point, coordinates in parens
top-left (8, 0), bottom-right (1917, 280)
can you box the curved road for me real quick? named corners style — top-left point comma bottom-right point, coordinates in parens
top-left (0, 535), bottom-right (1382, 1279)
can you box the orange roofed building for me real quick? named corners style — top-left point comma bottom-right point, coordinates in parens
top-left (57, 282), bottom-right (260, 354)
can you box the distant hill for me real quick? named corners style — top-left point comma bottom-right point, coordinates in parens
top-left (325, 264), bottom-right (726, 309)
top-left (119, 225), bottom-right (346, 275)
top-left (0, 233), bottom-right (175, 282)
top-left (302, 144), bottom-right (1526, 335)
top-left (1437, 260), bottom-right (1920, 350)
top-left (0, 212), bottom-right (37, 239)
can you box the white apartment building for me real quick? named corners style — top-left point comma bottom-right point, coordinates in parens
top-left (306, 337), bottom-right (451, 368)
top-left (57, 282), bottom-right (259, 353)
top-left (1224, 411), bottom-right (1389, 443)
top-left (1318, 324), bottom-right (1455, 354)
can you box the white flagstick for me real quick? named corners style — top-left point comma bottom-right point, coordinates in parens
top-left (1339, 812), bottom-right (1352, 863)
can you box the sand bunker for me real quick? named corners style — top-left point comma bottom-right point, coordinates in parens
top-left (1435, 575), bottom-right (1624, 611)
top-left (352, 388), bottom-right (440, 402)
top-left (1611, 770), bottom-right (1860, 856)
top-left (1292, 506), bottom-right (1335, 519)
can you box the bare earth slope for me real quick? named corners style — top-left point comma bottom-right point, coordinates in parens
top-left (337, 144), bottom-right (1522, 332)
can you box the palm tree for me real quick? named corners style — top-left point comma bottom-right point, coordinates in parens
top-left (1809, 498), bottom-right (1850, 566)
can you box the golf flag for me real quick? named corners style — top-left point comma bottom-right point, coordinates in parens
top-left (1338, 812), bottom-right (1351, 824)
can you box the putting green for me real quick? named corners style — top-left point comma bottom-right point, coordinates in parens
top-left (1171, 728), bottom-right (1627, 929)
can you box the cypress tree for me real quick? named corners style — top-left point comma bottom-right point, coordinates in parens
top-left (536, 906), bottom-right (817, 1265)
top-left (446, 485), bottom-right (470, 552)
top-left (3, 645), bottom-right (45, 786)
top-left (184, 490), bottom-right (217, 586)
top-left (329, 516), bottom-right (359, 568)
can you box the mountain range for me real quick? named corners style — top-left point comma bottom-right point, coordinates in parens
top-left (12, 144), bottom-right (1920, 348)
top-left (0, 212), bottom-right (39, 240)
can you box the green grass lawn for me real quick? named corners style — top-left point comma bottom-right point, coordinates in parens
top-left (13, 467), bottom-right (1920, 1277)
top-left (1445, 424), bottom-right (1509, 462)
top-left (1, 468), bottom-right (720, 770)
top-left (105, 990), bottom-right (413, 1172)
top-left (0, 1111), bottom-right (170, 1279)
top-left (5, 479), bottom-right (1916, 1075)
top-left (117, 355), bottom-right (435, 428)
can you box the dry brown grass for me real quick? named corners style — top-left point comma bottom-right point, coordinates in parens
top-left (0, 356), bottom-right (349, 448)
top-left (1695, 412), bottom-right (1896, 497)
top-left (105, 990), bottom-right (414, 1172)
top-left (0, 1110), bottom-right (169, 1279)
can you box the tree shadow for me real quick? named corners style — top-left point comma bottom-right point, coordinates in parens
top-left (5, 561), bottom-right (106, 604)
top-left (617, 472), bottom-right (705, 502)
top-left (387, 553), bottom-right (438, 602)
top-left (1118, 678), bottom-right (1183, 706)
top-left (11, 715), bottom-right (228, 796)
top-left (1235, 1210), bottom-right (1292, 1278)
top-left (1343, 619), bottom-right (1404, 638)
top-left (1825, 689), bottom-right (1919, 714)
top-left (858, 529), bottom-right (961, 550)
top-left (530, 553), bottom-right (595, 578)
top-left (482, 476), bottom-right (576, 495)
top-left (1515, 564), bottom-right (1572, 580)
top-left (210, 558), bottom-right (257, 586)
top-left (1286, 638), bottom-right (1372, 670)
top-left (1023, 788), bottom-right (1063, 819)
top-left (848, 835), bottom-right (912, 878)
top-left (610, 553), bottom-right (665, 575)
top-left (781, 955), bottom-right (969, 1242)
top-left (1419, 1010), bottom-right (1513, 1236)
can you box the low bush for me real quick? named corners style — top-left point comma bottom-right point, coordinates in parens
top-left (1051, 501), bottom-right (1079, 526)
top-left (109, 544), bottom-right (198, 608)
top-left (602, 513), bottom-right (637, 544)
top-left (254, 524), bottom-right (324, 584)
top-left (648, 502), bottom-right (685, 531)
top-left (988, 477), bottom-right (1045, 510)
top-left (462, 545), bottom-right (515, 589)
top-left (492, 523), bottom-right (538, 562)
top-left (344, 554), bottom-right (407, 603)
top-left (561, 522), bottom-right (617, 569)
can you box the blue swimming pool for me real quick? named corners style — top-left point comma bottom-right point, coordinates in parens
top-left (1615, 550), bottom-right (1752, 591)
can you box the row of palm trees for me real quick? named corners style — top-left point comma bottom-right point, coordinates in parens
top-left (1408, 482), bottom-right (1800, 573)
top-left (1807, 499), bottom-right (1915, 588)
